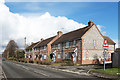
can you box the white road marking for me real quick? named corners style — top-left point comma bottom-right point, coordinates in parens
top-left (33, 70), bottom-right (49, 77)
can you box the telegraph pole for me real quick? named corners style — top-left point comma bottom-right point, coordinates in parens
top-left (24, 37), bottom-right (26, 59)
top-left (24, 37), bottom-right (26, 49)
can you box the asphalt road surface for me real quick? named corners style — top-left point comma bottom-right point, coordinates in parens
top-left (2, 61), bottom-right (108, 80)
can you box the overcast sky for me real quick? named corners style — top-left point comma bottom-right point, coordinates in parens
top-left (0, 0), bottom-right (118, 54)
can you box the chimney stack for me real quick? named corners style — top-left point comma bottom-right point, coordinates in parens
top-left (88, 20), bottom-right (94, 26)
top-left (40, 38), bottom-right (44, 41)
top-left (31, 42), bottom-right (34, 45)
top-left (57, 31), bottom-right (62, 37)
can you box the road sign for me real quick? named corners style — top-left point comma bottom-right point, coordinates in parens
top-left (103, 39), bottom-right (109, 47)
top-left (103, 39), bottom-right (109, 71)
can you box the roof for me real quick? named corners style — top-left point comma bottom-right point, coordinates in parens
top-left (25, 42), bottom-right (39, 50)
top-left (52, 26), bottom-right (91, 45)
top-left (115, 48), bottom-right (120, 52)
top-left (35, 36), bottom-right (56, 48)
top-left (103, 36), bottom-right (115, 44)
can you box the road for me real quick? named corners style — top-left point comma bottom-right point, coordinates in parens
top-left (2, 61), bottom-right (108, 79)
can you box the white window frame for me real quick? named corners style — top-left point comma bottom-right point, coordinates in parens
top-left (35, 48), bottom-right (37, 52)
top-left (73, 40), bottom-right (76, 47)
top-left (86, 52), bottom-right (88, 59)
top-left (44, 55), bottom-right (47, 59)
top-left (66, 42), bottom-right (69, 48)
top-left (58, 44), bottom-right (61, 49)
top-left (44, 46), bottom-right (46, 50)
top-left (57, 54), bottom-right (61, 59)
top-left (93, 40), bottom-right (96, 48)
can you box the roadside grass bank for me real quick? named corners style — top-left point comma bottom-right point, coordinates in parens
top-left (92, 68), bottom-right (120, 76)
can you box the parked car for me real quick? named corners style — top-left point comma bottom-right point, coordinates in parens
top-left (2, 58), bottom-right (6, 61)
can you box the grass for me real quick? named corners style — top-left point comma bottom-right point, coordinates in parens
top-left (92, 68), bottom-right (119, 76)
top-left (51, 62), bottom-right (64, 65)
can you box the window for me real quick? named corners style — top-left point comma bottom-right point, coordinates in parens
top-left (79, 40), bottom-right (81, 49)
top-left (73, 40), bottom-right (76, 47)
top-left (58, 44), bottom-right (61, 49)
top-left (66, 42), bottom-right (69, 48)
top-left (41, 47), bottom-right (43, 50)
top-left (52, 45), bottom-right (55, 49)
top-left (44, 46), bottom-right (46, 50)
top-left (93, 40), bottom-right (96, 48)
top-left (29, 55), bottom-right (32, 58)
top-left (108, 53), bottom-right (111, 58)
top-left (30, 55), bottom-right (32, 58)
top-left (86, 52), bottom-right (88, 59)
top-left (44, 55), bottom-right (47, 59)
top-left (35, 48), bottom-right (37, 52)
top-left (57, 54), bottom-right (61, 59)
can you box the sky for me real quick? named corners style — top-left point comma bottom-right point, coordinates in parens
top-left (0, 0), bottom-right (118, 54)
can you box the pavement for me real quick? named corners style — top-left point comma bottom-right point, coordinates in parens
top-left (0, 59), bottom-right (6, 80)
top-left (2, 60), bottom-right (110, 80)
top-left (38, 64), bottom-right (119, 79)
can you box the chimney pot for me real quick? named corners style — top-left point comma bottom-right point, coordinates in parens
top-left (40, 38), bottom-right (44, 41)
top-left (88, 20), bottom-right (94, 26)
top-left (31, 42), bottom-right (34, 44)
top-left (57, 31), bottom-right (62, 37)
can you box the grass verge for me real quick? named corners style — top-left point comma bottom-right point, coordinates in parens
top-left (92, 68), bottom-right (119, 76)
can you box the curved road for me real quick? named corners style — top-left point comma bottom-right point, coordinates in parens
top-left (2, 61), bottom-right (108, 80)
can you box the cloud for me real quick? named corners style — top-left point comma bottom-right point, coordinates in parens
top-left (97, 25), bottom-right (106, 35)
top-left (0, 0), bottom-right (107, 54)
top-left (0, 0), bottom-right (87, 54)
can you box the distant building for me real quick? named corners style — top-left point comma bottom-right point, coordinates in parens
top-left (25, 21), bottom-right (115, 64)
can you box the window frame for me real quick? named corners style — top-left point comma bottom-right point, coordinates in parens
top-left (66, 42), bottom-right (69, 48)
top-left (58, 44), bottom-right (61, 49)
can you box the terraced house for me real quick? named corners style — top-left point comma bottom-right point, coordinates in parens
top-left (25, 21), bottom-right (115, 64)
top-left (25, 31), bottom-right (62, 62)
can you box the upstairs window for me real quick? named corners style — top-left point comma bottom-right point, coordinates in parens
top-left (93, 40), bottom-right (96, 48)
top-left (34, 48), bottom-right (37, 52)
top-left (41, 46), bottom-right (43, 50)
top-left (58, 44), bottom-right (61, 49)
top-left (66, 42), bottom-right (69, 48)
top-left (79, 40), bottom-right (81, 49)
top-left (52, 45), bottom-right (55, 49)
top-left (73, 40), bottom-right (76, 47)
top-left (44, 46), bottom-right (46, 50)
top-left (86, 52), bottom-right (88, 59)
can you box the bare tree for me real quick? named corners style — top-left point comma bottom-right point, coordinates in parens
top-left (3, 40), bottom-right (18, 58)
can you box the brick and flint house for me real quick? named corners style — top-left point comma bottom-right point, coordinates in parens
top-left (25, 21), bottom-right (115, 64)
top-left (25, 31), bottom-right (62, 62)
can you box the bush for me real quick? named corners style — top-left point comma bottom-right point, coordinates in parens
top-left (61, 59), bottom-right (74, 66)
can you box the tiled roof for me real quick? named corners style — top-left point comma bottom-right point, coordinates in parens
top-left (52, 26), bottom-right (91, 45)
top-left (25, 42), bottom-right (39, 50)
top-left (103, 36), bottom-right (115, 44)
top-left (115, 48), bottom-right (120, 52)
top-left (35, 36), bottom-right (56, 48)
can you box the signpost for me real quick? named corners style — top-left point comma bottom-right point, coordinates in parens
top-left (103, 39), bottom-right (109, 71)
